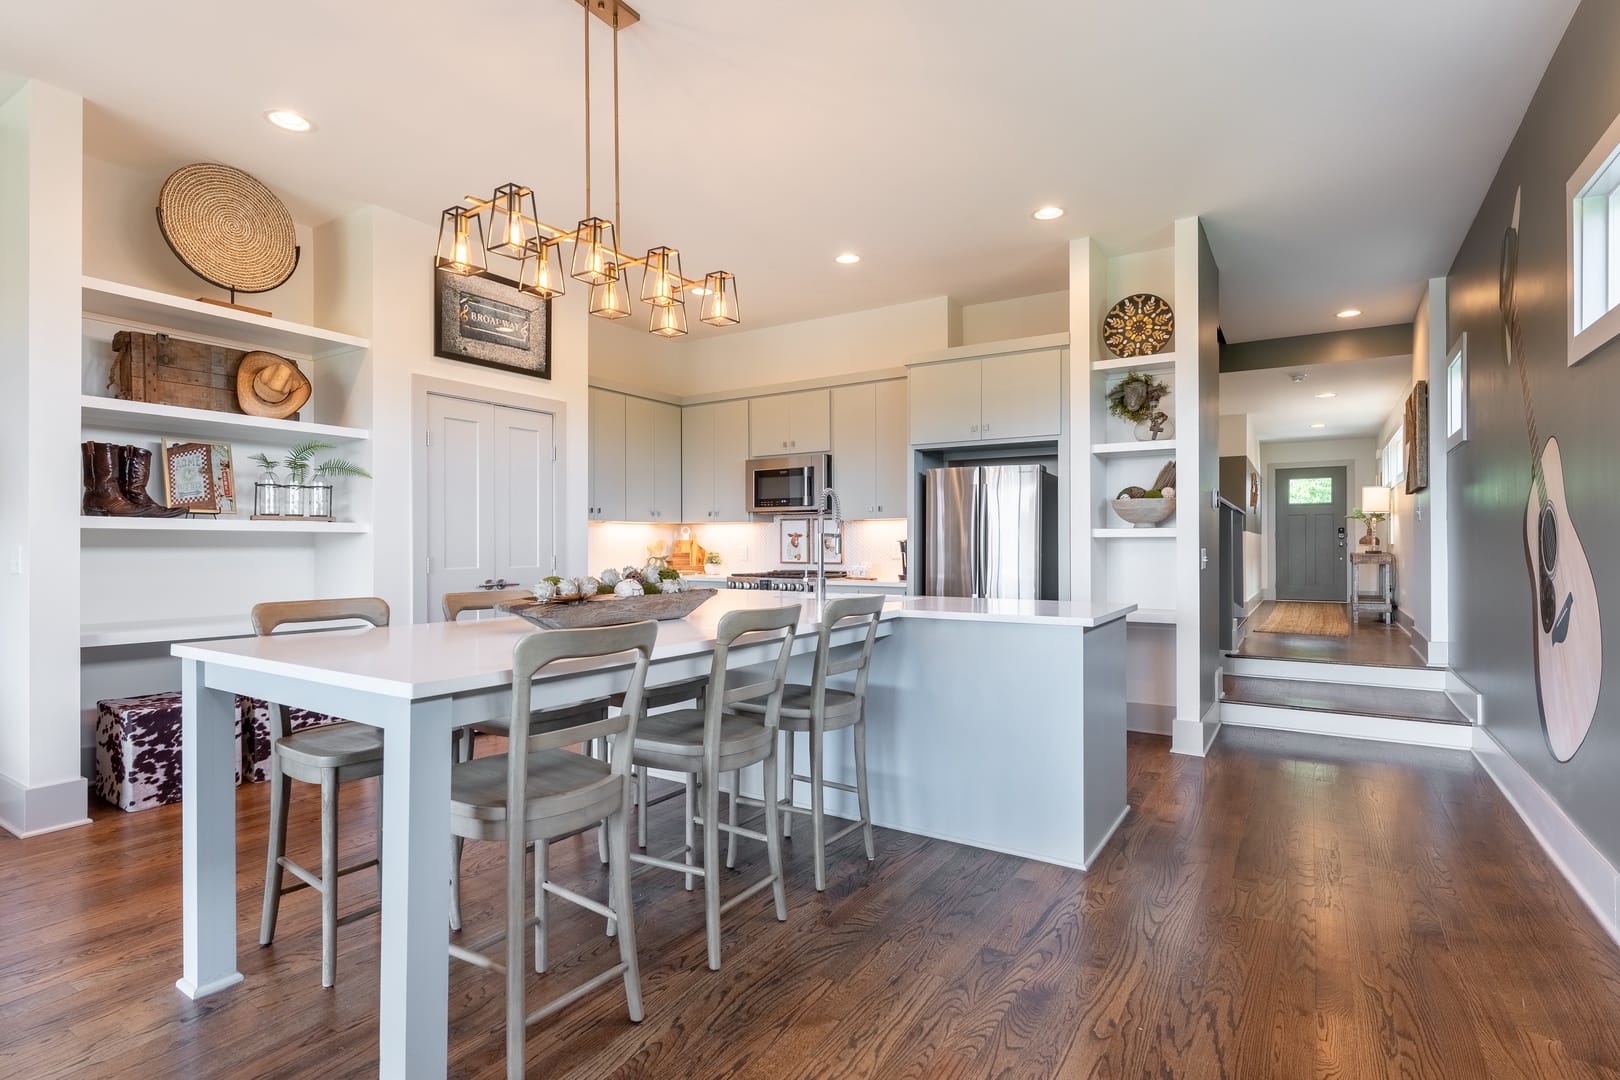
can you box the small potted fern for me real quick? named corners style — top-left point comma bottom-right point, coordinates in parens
top-left (251, 441), bottom-right (371, 520)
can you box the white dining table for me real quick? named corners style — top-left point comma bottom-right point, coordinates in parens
top-left (171, 593), bottom-right (892, 1080)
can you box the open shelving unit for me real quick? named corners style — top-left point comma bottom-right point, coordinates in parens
top-left (79, 278), bottom-right (375, 652)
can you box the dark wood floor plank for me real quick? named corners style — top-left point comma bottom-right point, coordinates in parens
top-left (5, 729), bottom-right (1620, 1079)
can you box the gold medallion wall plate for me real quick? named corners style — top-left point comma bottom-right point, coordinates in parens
top-left (1103, 293), bottom-right (1174, 358)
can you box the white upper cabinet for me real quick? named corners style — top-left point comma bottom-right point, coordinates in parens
top-left (831, 379), bottom-right (908, 518)
top-left (588, 388), bottom-right (626, 521)
top-left (980, 349), bottom-right (1062, 440)
top-left (682, 399), bottom-right (750, 522)
top-left (623, 396), bottom-right (682, 521)
top-left (749, 389), bottom-right (830, 456)
top-left (909, 348), bottom-right (1063, 445)
top-left (909, 359), bottom-right (983, 445)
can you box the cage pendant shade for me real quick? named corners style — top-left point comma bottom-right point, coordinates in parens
top-left (649, 298), bottom-right (687, 337)
top-left (640, 246), bottom-right (683, 307)
top-left (435, 207), bottom-right (487, 276)
top-left (486, 183), bottom-right (539, 260)
top-left (700, 271), bottom-right (739, 326)
top-left (589, 266), bottom-right (632, 319)
top-left (518, 240), bottom-right (566, 299)
top-left (571, 217), bottom-right (618, 285)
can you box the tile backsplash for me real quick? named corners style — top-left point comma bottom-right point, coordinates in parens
top-left (588, 518), bottom-right (907, 580)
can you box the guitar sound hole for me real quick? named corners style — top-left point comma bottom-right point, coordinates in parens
top-left (1539, 505), bottom-right (1559, 571)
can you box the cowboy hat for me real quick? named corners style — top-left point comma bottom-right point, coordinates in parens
top-left (236, 351), bottom-right (312, 419)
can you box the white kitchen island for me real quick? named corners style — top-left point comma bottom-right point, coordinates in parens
top-left (171, 590), bottom-right (1131, 1079)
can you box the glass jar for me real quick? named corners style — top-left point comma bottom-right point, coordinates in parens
top-left (308, 482), bottom-right (333, 520)
top-left (254, 468), bottom-right (282, 517)
top-left (283, 480), bottom-right (308, 518)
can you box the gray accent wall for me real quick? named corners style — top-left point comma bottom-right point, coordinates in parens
top-left (1220, 322), bottom-right (1414, 373)
top-left (1448, 0), bottom-right (1620, 866)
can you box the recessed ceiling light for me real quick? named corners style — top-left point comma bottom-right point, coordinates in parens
top-left (1314, 391), bottom-right (1337, 399)
top-left (688, 286), bottom-right (708, 295)
top-left (1336, 308), bottom-right (1362, 319)
top-left (1032, 206), bottom-right (1065, 221)
top-left (835, 252), bottom-right (861, 265)
top-left (265, 109), bottom-right (313, 133)
top-left (1310, 422), bottom-right (1327, 429)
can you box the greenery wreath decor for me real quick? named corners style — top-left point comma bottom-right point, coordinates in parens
top-left (1106, 371), bottom-right (1169, 424)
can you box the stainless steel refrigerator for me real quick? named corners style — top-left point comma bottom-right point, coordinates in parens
top-left (923, 464), bottom-right (1055, 600)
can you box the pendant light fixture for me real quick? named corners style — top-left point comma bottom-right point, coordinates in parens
top-left (434, 0), bottom-right (740, 338)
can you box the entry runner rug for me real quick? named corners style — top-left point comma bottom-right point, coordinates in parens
top-left (1253, 602), bottom-right (1350, 637)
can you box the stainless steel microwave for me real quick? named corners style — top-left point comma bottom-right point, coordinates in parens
top-left (747, 453), bottom-right (830, 514)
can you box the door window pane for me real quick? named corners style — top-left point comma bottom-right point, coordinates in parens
top-left (1287, 476), bottom-right (1334, 504)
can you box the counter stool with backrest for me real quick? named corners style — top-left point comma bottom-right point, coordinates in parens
top-left (631, 604), bottom-right (800, 971)
top-left (730, 594), bottom-right (886, 891)
top-left (253, 597), bottom-right (390, 989)
top-left (448, 620), bottom-right (657, 1080)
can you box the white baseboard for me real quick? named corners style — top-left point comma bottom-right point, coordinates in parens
top-left (1221, 702), bottom-right (1473, 749)
top-left (1172, 700), bottom-right (1221, 757)
top-left (0, 772), bottom-right (91, 838)
top-left (1445, 669), bottom-right (1482, 726)
top-left (1472, 727), bottom-right (1620, 946)
top-left (1126, 702), bottom-right (1175, 736)
top-left (1426, 639), bottom-right (1450, 666)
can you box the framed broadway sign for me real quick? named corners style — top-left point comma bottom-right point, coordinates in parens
top-left (434, 267), bottom-right (552, 379)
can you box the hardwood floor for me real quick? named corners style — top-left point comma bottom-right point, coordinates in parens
top-left (4, 729), bottom-right (1620, 1078)
top-left (1236, 599), bottom-right (1431, 668)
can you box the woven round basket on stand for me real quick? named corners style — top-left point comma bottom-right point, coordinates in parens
top-left (155, 163), bottom-right (299, 297)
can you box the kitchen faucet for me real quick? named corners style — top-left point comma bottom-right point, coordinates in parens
top-left (815, 486), bottom-right (843, 608)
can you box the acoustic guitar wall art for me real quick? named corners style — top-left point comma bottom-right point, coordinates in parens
top-left (1499, 187), bottom-right (1603, 761)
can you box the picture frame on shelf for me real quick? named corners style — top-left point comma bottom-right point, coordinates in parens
top-left (433, 267), bottom-right (551, 380)
top-left (208, 441), bottom-right (238, 514)
top-left (160, 441), bottom-right (217, 512)
top-left (778, 518), bottom-right (843, 565)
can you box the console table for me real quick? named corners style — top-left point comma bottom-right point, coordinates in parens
top-left (1351, 549), bottom-right (1395, 623)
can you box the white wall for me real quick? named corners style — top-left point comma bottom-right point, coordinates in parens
top-left (0, 81), bottom-right (87, 835)
top-left (957, 290), bottom-right (1068, 346)
top-left (1416, 277), bottom-right (1449, 658)
top-left (1376, 380), bottom-right (1422, 627)
top-left (1219, 414), bottom-right (1264, 606)
top-left (1258, 436), bottom-right (1377, 599)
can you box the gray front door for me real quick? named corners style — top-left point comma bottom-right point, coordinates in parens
top-left (1275, 466), bottom-right (1347, 601)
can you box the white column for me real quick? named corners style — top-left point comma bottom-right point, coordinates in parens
top-left (0, 80), bottom-right (86, 836)
top-left (177, 659), bottom-right (244, 999)
top-left (377, 696), bottom-right (454, 1079)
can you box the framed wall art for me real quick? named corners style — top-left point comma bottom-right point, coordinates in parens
top-left (160, 441), bottom-right (217, 512)
top-left (434, 268), bottom-right (551, 379)
top-left (778, 518), bottom-right (843, 565)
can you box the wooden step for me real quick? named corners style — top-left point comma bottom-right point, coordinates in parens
top-left (1223, 654), bottom-right (1448, 691)
top-left (1220, 674), bottom-right (1474, 749)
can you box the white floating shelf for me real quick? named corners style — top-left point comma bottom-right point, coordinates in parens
top-left (82, 276), bottom-right (370, 358)
top-left (1092, 528), bottom-right (1177, 539)
top-left (81, 517), bottom-right (369, 534)
top-left (81, 396), bottom-right (370, 443)
top-left (1093, 351), bottom-right (1181, 373)
top-left (1091, 439), bottom-right (1178, 456)
top-left (81, 615), bottom-right (253, 649)
top-left (1126, 608), bottom-right (1178, 625)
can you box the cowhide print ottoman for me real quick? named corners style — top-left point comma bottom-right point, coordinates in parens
top-left (237, 700), bottom-right (350, 784)
top-left (94, 692), bottom-right (244, 812)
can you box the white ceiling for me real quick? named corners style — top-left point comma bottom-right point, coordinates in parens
top-left (1221, 355), bottom-right (1413, 442)
top-left (0, 0), bottom-right (1577, 341)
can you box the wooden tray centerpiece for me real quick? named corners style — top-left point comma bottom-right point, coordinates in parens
top-left (500, 588), bottom-right (717, 630)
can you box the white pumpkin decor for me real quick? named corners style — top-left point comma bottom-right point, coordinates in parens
top-left (581, 576), bottom-right (602, 595)
top-left (600, 568), bottom-right (621, 587)
top-left (659, 577), bottom-right (684, 593)
top-left (613, 578), bottom-right (644, 598)
top-left (534, 580), bottom-right (558, 600)
top-left (555, 578), bottom-right (581, 599)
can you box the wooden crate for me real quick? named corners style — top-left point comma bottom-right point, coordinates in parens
top-left (110, 331), bottom-right (300, 420)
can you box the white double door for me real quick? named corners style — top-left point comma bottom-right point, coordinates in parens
top-left (426, 394), bottom-right (556, 619)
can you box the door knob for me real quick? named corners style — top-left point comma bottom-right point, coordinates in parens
top-left (481, 579), bottom-right (496, 590)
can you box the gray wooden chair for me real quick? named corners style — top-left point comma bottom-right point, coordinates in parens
top-left (630, 605), bottom-right (800, 971)
top-left (252, 597), bottom-right (390, 989)
top-left (441, 586), bottom-right (535, 622)
top-left (731, 594), bottom-right (885, 891)
top-left (448, 620), bottom-right (657, 1080)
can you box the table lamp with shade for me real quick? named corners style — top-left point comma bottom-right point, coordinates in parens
top-left (1356, 485), bottom-right (1391, 546)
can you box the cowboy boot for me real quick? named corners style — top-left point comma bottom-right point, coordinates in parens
top-left (120, 445), bottom-right (187, 517)
top-left (81, 442), bottom-right (94, 515)
top-left (83, 442), bottom-right (143, 516)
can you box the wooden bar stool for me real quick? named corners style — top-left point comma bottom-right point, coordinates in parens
top-left (252, 597), bottom-right (390, 989)
top-left (630, 605), bottom-right (800, 971)
top-left (731, 594), bottom-right (885, 891)
top-left (448, 620), bottom-right (657, 1080)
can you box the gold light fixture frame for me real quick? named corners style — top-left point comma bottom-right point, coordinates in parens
top-left (442, 0), bottom-right (734, 335)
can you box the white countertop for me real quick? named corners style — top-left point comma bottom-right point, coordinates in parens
top-left (172, 591), bottom-right (1132, 700)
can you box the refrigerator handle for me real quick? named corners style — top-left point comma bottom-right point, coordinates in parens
top-left (972, 472), bottom-right (985, 598)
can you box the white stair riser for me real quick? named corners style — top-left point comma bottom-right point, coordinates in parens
top-left (1224, 655), bottom-right (1446, 691)
top-left (1220, 701), bottom-right (1473, 749)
